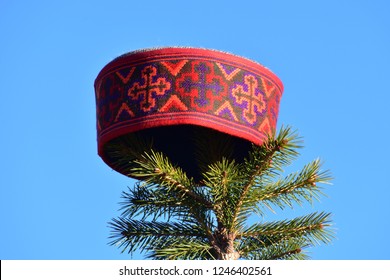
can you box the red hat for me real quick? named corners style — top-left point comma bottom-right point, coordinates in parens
top-left (95, 47), bottom-right (283, 180)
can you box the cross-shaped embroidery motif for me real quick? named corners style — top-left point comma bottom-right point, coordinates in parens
top-left (178, 62), bottom-right (226, 112)
top-left (232, 75), bottom-right (265, 124)
top-left (129, 66), bottom-right (171, 112)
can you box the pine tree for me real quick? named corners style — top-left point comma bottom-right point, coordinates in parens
top-left (107, 126), bottom-right (334, 260)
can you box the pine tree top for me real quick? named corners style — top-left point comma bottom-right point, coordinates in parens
top-left (108, 126), bottom-right (334, 260)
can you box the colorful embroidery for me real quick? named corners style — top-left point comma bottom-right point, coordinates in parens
top-left (176, 61), bottom-right (227, 112)
top-left (159, 94), bottom-right (188, 112)
top-left (215, 101), bottom-right (239, 121)
top-left (161, 60), bottom-right (188, 76)
top-left (232, 75), bottom-right (266, 124)
top-left (95, 48), bottom-right (284, 164)
top-left (116, 67), bottom-right (135, 84)
top-left (216, 62), bottom-right (241, 80)
top-left (128, 65), bottom-right (171, 112)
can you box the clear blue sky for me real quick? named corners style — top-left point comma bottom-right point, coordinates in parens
top-left (1, 0), bottom-right (389, 260)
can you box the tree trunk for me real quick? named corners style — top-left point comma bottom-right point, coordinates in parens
top-left (211, 228), bottom-right (240, 260)
top-left (218, 250), bottom-right (240, 260)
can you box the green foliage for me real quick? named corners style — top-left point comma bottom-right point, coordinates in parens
top-left (108, 126), bottom-right (334, 260)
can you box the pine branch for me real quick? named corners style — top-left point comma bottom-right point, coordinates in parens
top-left (244, 126), bottom-right (302, 179)
top-left (118, 178), bottom-right (215, 239)
top-left (265, 126), bottom-right (302, 170)
top-left (131, 150), bottom-right (213, 242)
top-left (202, 158), bottom-right (243, 229)
top-left (129, 150), bottom-right (214, 209)
top-left (240, 212), bottom-right (334, 246)
top-left (240, 238), bottom-right (309, 260)
top-left (108, 218), bottom-right (207, 254)
top-left (107, 125), bottom-right (335, 259)
top-left (113, 186), bottom-right (216, 250)
top-left (230, 126), bottom-right (302, 229)
top-left (149, 240), bottom-right (214, 260)
top-left (118, 185), bottom-right (187, 221)
top-left (244, 159), bottom-right (332, 214)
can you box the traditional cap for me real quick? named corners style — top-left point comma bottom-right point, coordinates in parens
top-left (95, 47), bottom-right (283, 179)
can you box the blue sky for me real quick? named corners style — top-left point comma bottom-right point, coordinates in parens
top-left (1, 0), bottom-right (389, 260)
